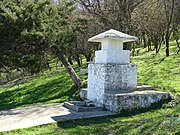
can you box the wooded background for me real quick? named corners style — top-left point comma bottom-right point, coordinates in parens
top-left (0, 0), bottom-right (179, 87)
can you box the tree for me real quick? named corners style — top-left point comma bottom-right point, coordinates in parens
top-left (45, 0), bottom-right (82, 87)
top-left (0, 0), bottom-right (82, 88)
top-left (132, 0), bottom-right (166, 53)
top-left (163, 0), bottom-right (175, 56)
top-left (171, 0), bottom-right (180, 53)
top-left (0, 0), bottom-right (50, 74)
top-left (75, 12), bottom-right (100, 63)
top-left (78, 0), bottom-right (144, 50)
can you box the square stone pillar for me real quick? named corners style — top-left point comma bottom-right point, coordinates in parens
top-left (88, 64), bottom-right (137, 105)
top-left (87, 29), bottom-right (138, 106)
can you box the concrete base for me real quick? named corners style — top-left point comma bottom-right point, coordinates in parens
top-left (80, 88), bottom-right (88, 100)
top-left (104, 90), bottom-right (171, 113)
top-left (88, 63), bottom-right (137, 105)
top-left (63, 101), bottom-right (102, 112)
top-left (80, 85), bottom-right (155, 100)
top-left (80, 86), bottom-right (171, 113)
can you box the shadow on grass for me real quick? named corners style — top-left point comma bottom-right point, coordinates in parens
top-left (56, 102), bottom-right (165, 129)
top-left (55, 105), bottom-right (179, 135)
top-left (0, 78), bottom-right (80, 111)
top-left (53, 96), bottom-right (176, 134)
top-left (54, 114), bottom-right (160, 134)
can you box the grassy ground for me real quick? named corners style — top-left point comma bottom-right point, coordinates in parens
top-left (0, 67), bottom-right (82, 110)
top-left (132, 41), bottom-right (180, 94)
top-left (0, 41), bottom-right (180, 134)
top-left (1, 104), bottom-right (180, 135)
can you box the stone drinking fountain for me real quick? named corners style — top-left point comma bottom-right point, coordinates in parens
top-left (64, 29), bottom-right (171, 113)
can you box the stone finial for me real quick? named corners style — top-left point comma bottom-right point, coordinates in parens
top-left (88, 29), bottom-right (138, 64)
top-left (88, 29), bottom-right (138, 43)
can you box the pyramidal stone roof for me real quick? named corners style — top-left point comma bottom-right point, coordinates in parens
top-left (88, 29), bottom-right (138, 43)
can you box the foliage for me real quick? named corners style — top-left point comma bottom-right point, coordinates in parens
top-left (0, 0), bottom-right (84, 71)
top-left (0, 0), bottom-right (87, 87)
top-left (132, 0), bottom-right (179, 55)
top-left (0, 0), bottom-right (179, 87)
top-left (0, 0), bottom-right (51, 74)
top-left (77, 0), bottom-right (144, 50)
top-left (132, 0), bottom-right (166, 53)
top-left (77, 0), bottom-right (179, 54)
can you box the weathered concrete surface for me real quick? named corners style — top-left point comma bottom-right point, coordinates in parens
top-left (80, 88), bottom-right (170, 113)
top-left (89, 30), bottom-right (137, 64)
top-left (87, 63), bottom-right (137, 106)
top-left (80, 88), bottom-right (88, 100)
top-left (0, 103), bottom-right (116, 132)
top-left (85, 29), bottom-right (171, 114)
top-left (95, 49), bottom-right (130, 64)
top-left (63, 101), bottom-right (101, 112)
top-left (136, 85), bottom-right (154, 91)
top-left (88, 29), bottom-right (138, 43)
top-left (80, 85), bottom-right (155, 100)
top-left (104, 90), bottom-right (171, 113)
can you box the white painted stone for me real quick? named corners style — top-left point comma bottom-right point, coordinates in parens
top-left (95, 39), bottom-right (130, 64)
top-left (101, 40), bottom-right (123, 50)
top-left (87, 64), bottom-right (105, 106)
top-left (84, 30), bottom-right (170, 112)
top-left (88, 29), bottom-right (138, 43)
top-left (87, 64), bottom-right (137, 106)
top-left (80, 88), bottom-right (87, 100)
top-left (95, 50), bottom-right (130, 64)
top-left (87, 29), bottom-right (138, 107)
top-left (104, 91), bottom-right (171, 113)
top-left (88, 30), bottom-right (137, 64)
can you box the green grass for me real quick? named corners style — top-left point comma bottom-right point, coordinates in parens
top-left (132, 41), bottom-right (180, 94)
top-left (0, 58), bottom-right (88, 111)
top-left (0, 68), bottom-right (81, 111)
top-left (1, 104), bottom-right (180, 135)
top-left (0, 41), bottom-right (180, 134)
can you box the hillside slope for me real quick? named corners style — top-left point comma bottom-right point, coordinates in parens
top-left (132, 42), bottom-right (180, 94)
top-left (0, 42), bottom-right (180, 134)
top-left (0, 42), bottom-right (179, 111)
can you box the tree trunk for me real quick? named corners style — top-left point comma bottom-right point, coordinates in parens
top-left (132, 43), bottom-right (136, 56)
top-left (85, 55), bottom-right (91, 62)
top-left (157, 41), bottom-right (162, 53)
top-left (153, 37), bottom-right (159, 53)
top-left (175, 37), bottom-right (179, 48)
top-left (142, 32), bottom-right (147, 48)
top-left (75, 55), bottom-right (81, 67)
top-left (164, 0), bottom-right (175, 57)
top-left (165, 34), bottom-right (170, 56)
top-left (75, 44), bottom-right (81, 67)
top-left (147, 38), bottom-right (152, 51)
top-left (51, 46), bottom-right (81, 88)
top-left (173, 29), bottom-right (179, 48)
top-left (68, 57), bottom-right (73, 65)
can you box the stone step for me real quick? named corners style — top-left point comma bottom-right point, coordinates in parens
top-left (104, 90), bottom-right (171, 113)
top-left (80, 84), bottom-right (154, 100)
top-left (63, 101), bottom-right (102, 112)
top-left (136, 85), bottom-right (154, 91)
top-left (80, 88), bottom-right (88, 100)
